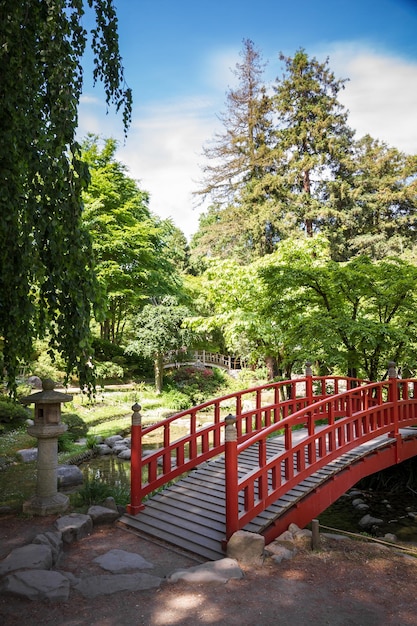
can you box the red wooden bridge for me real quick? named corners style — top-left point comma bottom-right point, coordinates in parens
top-left (120, 369), bottom-right (417, 560)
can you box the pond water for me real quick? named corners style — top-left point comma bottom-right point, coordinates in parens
top-left (78, 455), bottom-right (417, 542)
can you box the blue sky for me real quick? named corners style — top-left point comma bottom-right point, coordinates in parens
top-left (78, 0), bottom-right (417, 239)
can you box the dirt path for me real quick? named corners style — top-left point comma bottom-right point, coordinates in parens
top-left (1, 514), bottom-right (417, 625)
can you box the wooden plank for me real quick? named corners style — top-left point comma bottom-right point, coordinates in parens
top-left (121, 515), bottom-right (224, 561)
top-left (122, 428), bottom-right (417, 559)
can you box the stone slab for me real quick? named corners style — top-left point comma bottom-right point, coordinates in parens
top-left (93, 549), bottom-right (154, 573)
top-left (0, 544), bottom-right (52, 576)
top-left (1, 569), bottom-right (70, 601)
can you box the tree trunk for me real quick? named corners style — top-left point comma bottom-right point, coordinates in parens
top-left (154, 353), bottom-right (164, 394)
top-left (265, 355), bottom-right (279, 380)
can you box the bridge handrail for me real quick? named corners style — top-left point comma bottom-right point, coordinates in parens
top-left (224, 378), bottom-right (417, 537)
top-left (128, 374), bottom-right (369, 513)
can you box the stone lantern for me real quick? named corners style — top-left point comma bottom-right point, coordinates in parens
top-left (21, 379), bottom-right (73, 515)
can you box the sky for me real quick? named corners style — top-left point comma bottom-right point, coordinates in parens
top-left (77, 0), bottom-right (417, 240)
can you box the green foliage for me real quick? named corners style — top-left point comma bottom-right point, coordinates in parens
top-left (57, 432), bottom-right (78, 453)
top-left (72, 477), bottom-right (129, 507)
top-left (95, 361), bottom-right (125, 382)
top-left (61, 412), bottom-right (88, 440)
top-left (0, 397), bottom-right (29, 431)
top-left (29, 342), bottom-right (67, 383)
top-left (127, 296), bottom-right (194, 392)
top-left (164, 366), bottom-right (227, 406)
top-left (81, 136), bottom-right (181, 345)
top-left (193, 42), bottom-right (417, 265)
top-left (162, 389), bottom-right (192, 411)
top-left (0, 2), bottom-right (131, 393)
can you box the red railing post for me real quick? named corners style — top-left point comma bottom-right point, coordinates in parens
top-left (388, 362), bottom-right (399, 440)
top-left (224, 414), bottom-right (239, 541)
top-left (127, 403), bottom-right (145, 515)
top-left (305, 361), bottom-right (313, 406)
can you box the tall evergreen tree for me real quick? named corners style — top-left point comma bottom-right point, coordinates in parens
top-left (271, 48), bottom-right (354, 237)
top-left (193, 39), bottom-right (275, 262)
top-left (326, 135), bottom-right (417, 260)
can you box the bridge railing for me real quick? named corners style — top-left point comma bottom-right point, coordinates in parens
top-left (224, 377), bottom-right (417, 538)
top-left (127, 373), bottom-right (368, 514)
top-left (163, 350), bottom-right (248, 370)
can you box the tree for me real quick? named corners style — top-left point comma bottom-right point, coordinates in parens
top-left (126, 297), bottom-right (192, 393)
top-left (186, 257), bottom-right (297, 379)
top-left (271, 48), bottom-right (354, 238)
top-left (326, 135), bottom-right (417, 261)
top-left (0, 1), bottom-right (132, 391)
top-left (193, 39), bottom-right (276, 261)
top-left (196, 39), bottom-right (272, 205)
top-left (260, 244), bottom-right (417, 379)
top-left (81, 136), bottom-right (179, 344)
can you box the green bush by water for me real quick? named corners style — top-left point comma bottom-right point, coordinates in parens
top-left (61, 412), bottom-right (88, 439)
top-left (71, 477), bottom-right (130, 507)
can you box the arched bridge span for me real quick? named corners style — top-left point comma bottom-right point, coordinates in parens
top-left (121, 373), bottom-right (417, 560)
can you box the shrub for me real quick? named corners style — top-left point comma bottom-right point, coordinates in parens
top-left (163, 389), bottom-right (192, 411)
top-left (58, 432), bottom-right (77, 453)
top-left (73, 477), bottom-right (129, 507)
top-left (0, 397), bottom-right (30, 431)
top-left (61, 413), bottom-right (88, 440)
top-left (95, 361), bottom-right (124, 382)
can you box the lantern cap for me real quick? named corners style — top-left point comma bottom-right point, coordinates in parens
top-left (21, 379), bottom-right (73, 405)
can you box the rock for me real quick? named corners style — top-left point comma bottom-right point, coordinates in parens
top-left (266, 541), bottom-right (297, 563)
top-left (384, 533), bottom-right (398, 543)
top-left (226, 530), bottom-right (265, 565)
top-left (351, 497), bottom-right (370, 512)
top-left (16, 448), bottom-right (37, 462)
top-left (32, 531), bottom-right (63, 566)
top-left (0, 569), bottom-right (70, 601)
top-left (288, 523), bottom-right (312, 541)
top-left (74, 573), bottom-right (161, 598)
top-left (348, 489), bottom-right (363, 498)
top-left (408, 512), bottom-right (417, 520)
top-left (358, 514), bottom-right (384, 530)
top-left (0, 506), bottom-right (13, 515)
top-left (118, 449), bottom-right (131, 460)
top-left (112, 444), bottom-right (128, 454)
top-left (104, 435), bottom-right (124, 447)
top-left (93, 549), bottom-right (154, 573)
top-left (96, 444), bottom-right (112, 455)
top-left (167, 558), bottom-right (243, 584)
top-left (101, 496), bottom-right (118, 512)
top-left (0, 544), bottom-right (52, 576)
top-left (57, 465), bottom-right (83, 489)
top-left (55, 513), bottom-right (93, 543)
top-left (276, 530), bottom-right (294, 542)
top-left (87, 505), bottom-right (120, 524)
top-left (27, 375), bottom-right (43, 389)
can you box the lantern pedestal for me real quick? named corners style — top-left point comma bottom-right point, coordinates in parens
top-left (21, 379), bottom-right (73, 516)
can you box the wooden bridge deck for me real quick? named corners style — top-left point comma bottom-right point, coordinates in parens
top-left (120, 427), bottom-right (417, 561)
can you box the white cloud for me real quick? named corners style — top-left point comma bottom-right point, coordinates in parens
top-left (77, 94), bottom-right (220, 239)
top-left (325, 43), bottom-right (417, 153)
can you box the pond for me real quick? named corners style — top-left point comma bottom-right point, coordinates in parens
top-left (78, 454), bottom-right (417, 542)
